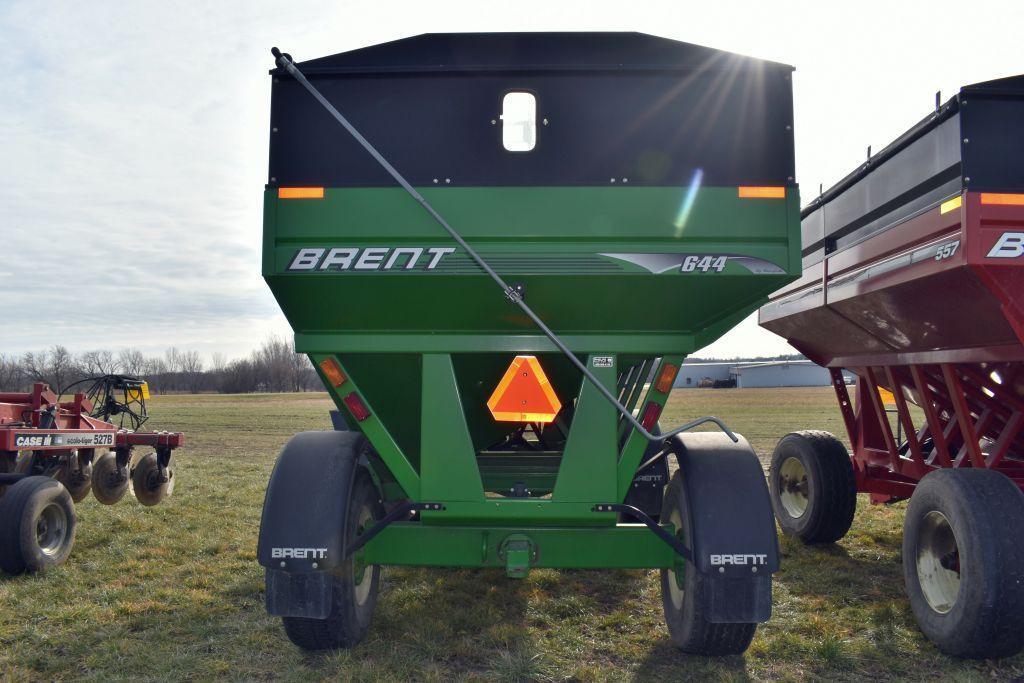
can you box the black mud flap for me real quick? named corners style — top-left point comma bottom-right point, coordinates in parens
top-left (256, 431), bottom-right (364, 617)
top-left (264, 568), bottom-right (334, 619)
top-left (671, 432), bottom-right (780, 623)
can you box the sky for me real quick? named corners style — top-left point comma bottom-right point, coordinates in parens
top-left (1, 0), bottom-right (1021, 361)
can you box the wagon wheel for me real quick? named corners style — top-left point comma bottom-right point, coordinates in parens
top-left (0, 476), bottom-right (77, 574)
top-left (91, 451), bottom-right (129, 505)
top-left (130, 452), bottom-right (175, 506)
top-left (903, 469), bottom-right (1024, 659)
top-left (660, 469), bottom-right (757, 655)
top-left (768, 431), bottom-right (856, 544)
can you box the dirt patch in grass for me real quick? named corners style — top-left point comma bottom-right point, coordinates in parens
top-left (1, 389), bottom-right (1021, 681)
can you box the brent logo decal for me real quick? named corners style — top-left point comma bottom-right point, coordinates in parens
top-left (987, 232), bottom-right (1024, 259)
top-left (271, 547), bottom-right (328, 559)
top-left (287, 247), bottom-right (456, 271)
top-left (710, 553), bottom-right (768, 565)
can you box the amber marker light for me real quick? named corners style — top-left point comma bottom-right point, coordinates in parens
top-left (278, 187), bottom-right (325, 199)
top-left (981, 193), bottom-right (1024, 206)
top-left (319, 357), bottom-right (347, 387)
top-left (654, 363), bottom-right (679, 394)
top-left (738, 186), bottom-right (786, 199)
top-left (940, 196), bottom-right (963, 214)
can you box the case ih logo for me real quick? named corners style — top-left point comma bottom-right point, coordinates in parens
top-left (15, 434), bottom-right (53, 448)
top-left (287, 247), bottom-right (455, 271)
top-left (987, 232), bottom-right (1024, 259)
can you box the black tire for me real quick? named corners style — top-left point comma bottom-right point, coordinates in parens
top-left (660, 470), bottom-right (757, 655)
top-left (903, 469), bottom-right (1024, 659)
top-left (0, 476), bottom-right (77, 574)
top-left (131, 452), bottom-right (174, 506)
top-left (281, 469), bottom-right (384, 650)
top-left (769, 430), bottom-right (856, 544)
top-left (91, 451), bottom-right (129, 505)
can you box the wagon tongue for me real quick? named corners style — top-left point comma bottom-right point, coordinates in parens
top-left (269, 47), bottom-right (737, 445)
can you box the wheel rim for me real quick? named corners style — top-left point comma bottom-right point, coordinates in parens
top-left (36, 502), bottom-right (68, 557)
top-left (667, 509), bottom-right (685, 610)
top-left (352, 504), bottom-right (375, 607)
top-left (916, 510), bottom-right (960, 614)
top-left (778, 457), bottom-right (810, 518)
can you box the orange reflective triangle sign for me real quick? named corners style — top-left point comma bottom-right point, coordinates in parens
top-left (487, 355), bottom-right (562, 423)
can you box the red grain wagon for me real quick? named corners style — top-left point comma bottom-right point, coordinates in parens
top-left (760, 74), bottom-right (1024, 659)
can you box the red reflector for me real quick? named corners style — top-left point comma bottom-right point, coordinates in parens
top-left (343, 392), bottom-right (371, 421)
top-left (319, 358), bottom-right (347, 387)
top-left (640, 401), bottom-right (662, 431)
top-left (655, 363), bottom-right (679, 394)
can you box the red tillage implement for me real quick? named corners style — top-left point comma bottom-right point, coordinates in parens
top-left (760, 74), bottom-right (1024, 659)
top-left (0, 380), bottom-right (183, 574)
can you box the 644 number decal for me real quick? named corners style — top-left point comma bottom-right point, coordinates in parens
top-left (681, 255), bottom-right (728, 273)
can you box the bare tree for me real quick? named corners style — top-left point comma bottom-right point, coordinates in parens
top-left (0, 354), bottom-right (26, 392)
top-left (178, 350), bottom-right (205, 393)
top-left (80, 349), bottom-right (120, 376)
top-left (211, 352), bottom-right (227, 372)
top-left (118, 348), bottom-right (147, 377)
top-left (22, 346), bottom-right (78, 392)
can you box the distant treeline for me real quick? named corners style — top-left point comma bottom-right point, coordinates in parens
top-left (0, 337), bottom-right (321, 395)
top-left (0, 347), bottom-right (810, 396)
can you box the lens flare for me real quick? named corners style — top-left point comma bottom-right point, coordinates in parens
top-left (674, 168), bottom-right (704, 235)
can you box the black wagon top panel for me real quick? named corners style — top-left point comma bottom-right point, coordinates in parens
top-left (268, 33), bottom-right (796, 188)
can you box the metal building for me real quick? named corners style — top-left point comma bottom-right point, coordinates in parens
top-left (730, 360), bottom-right (841, 388)
top-left (673, 362), bottom-right (735, 388)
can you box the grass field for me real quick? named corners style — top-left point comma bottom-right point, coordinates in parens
top-left (1, 388), bottom-right (1022, 681)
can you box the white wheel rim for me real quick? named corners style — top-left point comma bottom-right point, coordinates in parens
top-left (778, 456), bottom-right (809, 518)
top-left (37, 502), bottom-right (68, 556)
top-left (916, 510), bottom-right (960, 614)
top-left (667, 509), bottom-right (684, 610)
top-left (352, 504), bottom-right (375, 606)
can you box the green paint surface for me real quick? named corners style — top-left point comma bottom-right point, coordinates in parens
top-left (265, 186), bottom-right (800, 354)
top-left (266, 184), bottom-right (800, 568)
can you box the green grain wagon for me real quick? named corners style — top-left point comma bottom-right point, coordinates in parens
top-left (257, 32), bottom-right (800, 654)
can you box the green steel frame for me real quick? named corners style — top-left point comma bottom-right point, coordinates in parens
top-left (311, 350), bottom-right (685, 572)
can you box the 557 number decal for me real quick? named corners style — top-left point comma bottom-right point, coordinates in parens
top-left (934, 240), bottom-right (960, 261)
